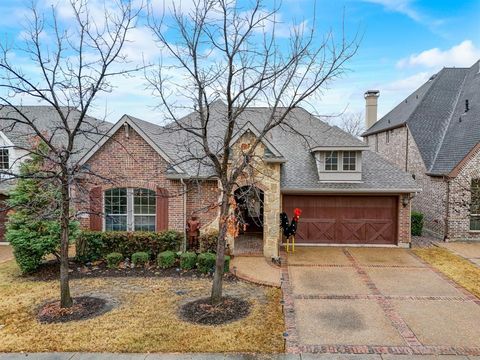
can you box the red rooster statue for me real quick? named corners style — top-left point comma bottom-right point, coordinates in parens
top-left (280, 208), bottom-right (302, 252)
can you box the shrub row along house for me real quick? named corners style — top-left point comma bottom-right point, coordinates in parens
top-left (0, 100), bottom-right (419, 257)
top-left (363, 60), bottom-right (480, 241)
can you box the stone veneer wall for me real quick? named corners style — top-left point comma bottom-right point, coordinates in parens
top-left (229, 131), bottom-right (282, 258)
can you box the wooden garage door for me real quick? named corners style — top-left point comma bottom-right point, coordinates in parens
top-left (282, 195), bottom-right (398, 245)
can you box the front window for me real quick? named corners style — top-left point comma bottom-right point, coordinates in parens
top-left (105, 188), bottom-right (128, 231)
top-left (105, 188), bottom-right (156, 232)
top-left (470, 179), bottom-right (480, 231)
top-left (325, 151), bottom-right (338, 171)
top-left (133, 188), bottom-right (156, 231)
top-left (0, 148), bottom-right (9, 170)
top-left (343, 151), bottom-right (357, 171)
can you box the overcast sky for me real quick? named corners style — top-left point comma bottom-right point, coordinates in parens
top-left (1, 0), bottom-right (479, 125)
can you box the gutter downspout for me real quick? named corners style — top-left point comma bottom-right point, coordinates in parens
top-left (405, 126), bottom-right (409, 172)
top-left (444, 177), bottom-right (450, 242)
top-left (180, 178), bottom-right (187, 252)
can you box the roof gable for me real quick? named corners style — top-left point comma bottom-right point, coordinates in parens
top-left (230, 121), bottom-right (285, 161)
top-left (363, 61), bottom-right (480, 175)
top-left (78, 115), bottom-right (185, 174)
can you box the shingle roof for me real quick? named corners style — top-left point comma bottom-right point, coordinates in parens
top-left (1, 103), bottom-right (418, 193)
top-left (126, 101), bottom-right (418, 192)
top-left (363, 61), bottom-right (480, 175)
top-left (0, 105), bottom-right (112, 163)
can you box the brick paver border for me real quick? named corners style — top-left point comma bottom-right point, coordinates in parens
top-left (281, 247), bottom-right (480, 356)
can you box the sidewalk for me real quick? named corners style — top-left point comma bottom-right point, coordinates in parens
top-left (1, 353), bottom-right (478, 359)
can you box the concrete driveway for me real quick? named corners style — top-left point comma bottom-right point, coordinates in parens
top-left (283, 247), bottom-right (480, 356)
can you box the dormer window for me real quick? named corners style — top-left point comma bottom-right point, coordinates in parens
top-left (312, 147), bottom-right (367, 183)
top-left (0, 148), bottom-right (8, 170)
top-left (343, 151), bottom-right (357, 171)
top-left (325, 151), bottom-right (338, 171)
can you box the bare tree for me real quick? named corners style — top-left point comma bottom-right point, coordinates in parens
top-left (0, 0), bottom-right (140, 308)
top-left (147, 0), bottom-right (359, 303)
top-left (336, 112), bottom-right (364, 138)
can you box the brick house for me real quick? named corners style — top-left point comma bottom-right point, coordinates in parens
top-left (362, 60), bottom-right (480, 241)
top-left (1, 102), bottom-right (418, 256)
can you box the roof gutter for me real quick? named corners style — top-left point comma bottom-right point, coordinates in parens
top-left (281, 187), bottom-right (421, 194)
top-left (310, 146), bottom-right (369, 152)
top-left (361, 123), bottom-right (406, 137)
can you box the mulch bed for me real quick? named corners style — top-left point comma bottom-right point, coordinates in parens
top-left (28, 260), bottom-right (237, 282)
top-left (179, 296), bottom-right (250, 325)
top-left (37, 296), bottom-right (109, 323)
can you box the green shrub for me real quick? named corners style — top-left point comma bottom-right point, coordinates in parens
top-left (180, 252), bottom-right (197, 270)
top-left (75, 230), bottom-right (182, 263)
top-left (5, 148), bottom-right (79, 274)
top-left (106, 252), bottom-right (123, 268)
top-left (75, 231), bottom-right (104, 263)
top-left (224, 255), bottom-right (231, 273)
top-left (197, 252), bottom-right (216, 274)
top-left (197, 253), bottom-right (230, 274)
top-left (132, 251), bottom-right (149, 267)
top-left (6, 212), bottom-right (79, 274)
top-left (199, 230), bottom-right (218, 253)
top-left (157, 250), bottom-right (176, 268)
top-left (411, 211), bottom-right (424, 236)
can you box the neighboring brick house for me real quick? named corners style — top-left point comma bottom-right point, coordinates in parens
top-left (363, 60), bottom-right (480, 241)
top-left (1, 102), bottom-right (419, 257)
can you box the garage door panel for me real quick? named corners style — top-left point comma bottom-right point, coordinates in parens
top-left (307, 219), bottom-right (336, 243)
top-left (283, 195), bottom-right (397, 245)
top-left (365, 221), bottom-right (394, 244)
top-left (340, 221), bottom-right (367, 244)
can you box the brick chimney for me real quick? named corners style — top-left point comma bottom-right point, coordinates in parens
top-left (364, 90), bottom-right (380, 129)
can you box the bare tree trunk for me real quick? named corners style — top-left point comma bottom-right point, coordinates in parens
top-left (59, 178), bottom-right (72, 308)
top-left (211, 191), bottom-right (230, 304)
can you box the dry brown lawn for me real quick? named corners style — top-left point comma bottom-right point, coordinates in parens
top-left (0, 260), bottom-right (284, 353)
top-left (413, 247), bottom-right (480, 298)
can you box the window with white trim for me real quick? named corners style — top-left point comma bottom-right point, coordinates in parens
top-left (133, 188), bottom-right (156, 231)
top-left (0, 148), bottom-right (9, 170)
top-left (325, 151), bottom-right (338, 171)
top-left (104, 188), bottom-right (156, 232)
top-left (342, 151), bottom-right (357, 171)
top-left (470, 179), bottom-right (480, 231)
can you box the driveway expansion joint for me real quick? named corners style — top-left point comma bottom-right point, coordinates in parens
top-left (341, 248), bottom-right (422, 348)
top-left (282, 247), bottom-right (480, 356)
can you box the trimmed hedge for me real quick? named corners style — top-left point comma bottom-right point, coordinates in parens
top-left (199, 230), bottom-right (218, 253)
top-left (411, 211), bottom-right (424, 236)
top-left (132, 251), bottom-right (149, 266)
top-left (197, 253), bottom-right (230, 274)
top-left (75, 230), bottom-right (182, 263)
top-left (197, 252), bottom-right (216, 274)
top-left (180, 252), bottom-right (197, 270)
top-left (157, 250), bottom-right (176, 269)
top-left (106, 252), bottom-right (123, 268)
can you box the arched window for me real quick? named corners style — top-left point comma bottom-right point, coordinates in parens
top-left (104, 188), bottom-right (156, 232)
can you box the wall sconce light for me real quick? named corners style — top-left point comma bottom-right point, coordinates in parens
top-left (402, 194), bottom-right (411, 207)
